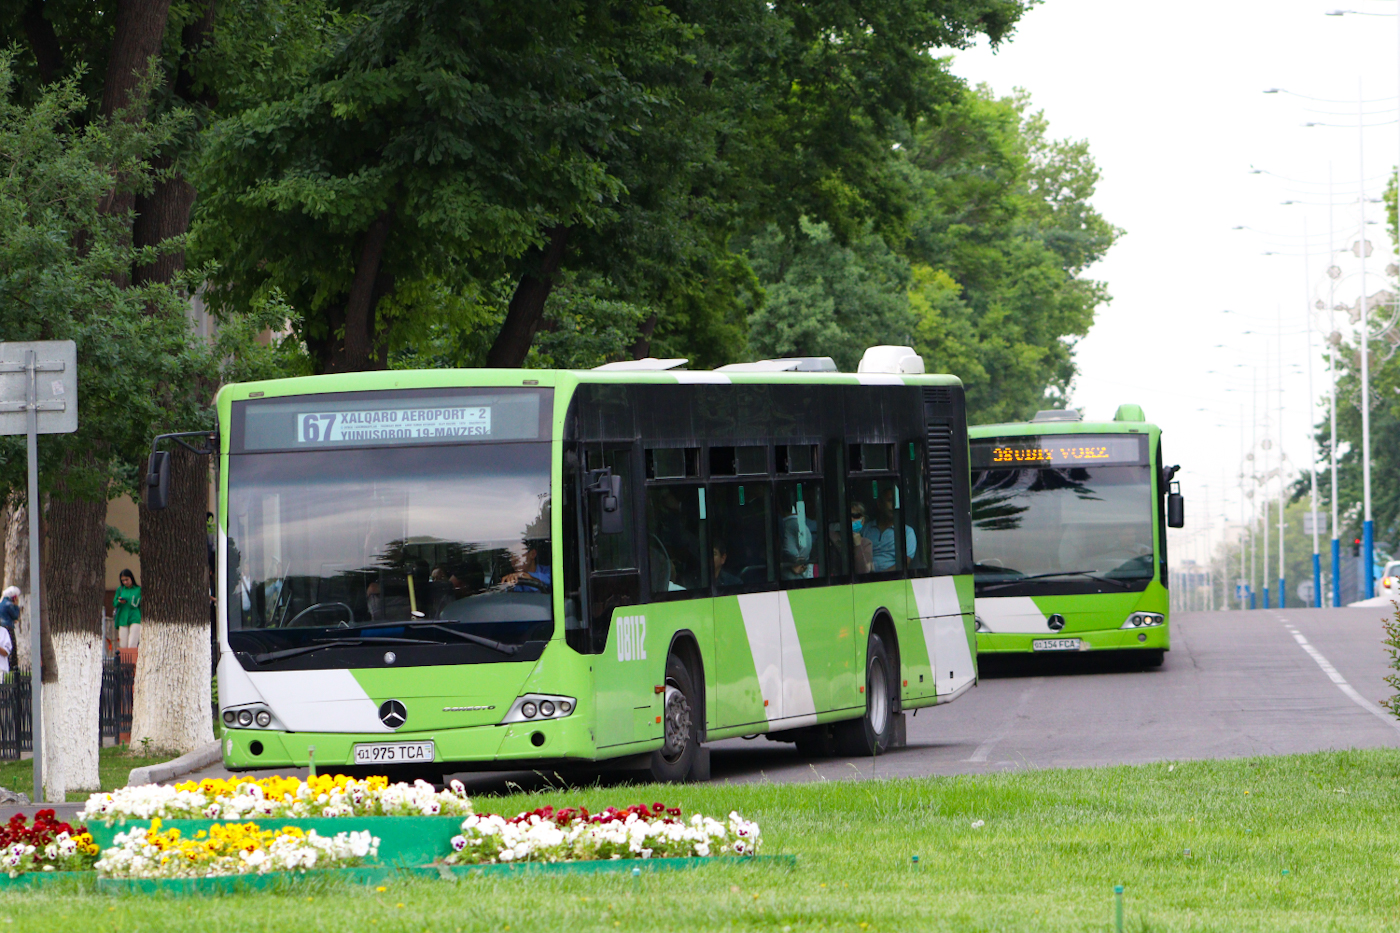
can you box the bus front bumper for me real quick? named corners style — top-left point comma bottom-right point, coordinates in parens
top-left (221, 713), bottom-right (629, 771)
top-left (976, 625), bottom-right (1169, 654)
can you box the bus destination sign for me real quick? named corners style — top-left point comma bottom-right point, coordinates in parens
top-left (970, 435), bottom-right (1144, 469)
top-left (297, 406), bottom-right (491, 444)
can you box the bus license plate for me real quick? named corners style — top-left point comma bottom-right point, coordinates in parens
top-left (1032, 638), bottom-right (1081, 652)
top-left (352, 741), bottom-right (435, 764)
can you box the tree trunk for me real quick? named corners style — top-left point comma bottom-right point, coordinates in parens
top-left (40, 494), bottom-right (107, 799)
top-left (324, 207), bottom-right (396, 374)
top-left (21, 0), bottom-right (64, 86)
top-left (100, 0), bottom-right (174, 121)
top-left (629, 313), bottom-right (659, 360)
top-left (133, 157), bottom-right (196, 287)
top-left (4, 498), bottom-right (30, 673)
top-left (130, 446), bottom-right (214, 755)
top-left (485, 225), bottom-right (571, 368)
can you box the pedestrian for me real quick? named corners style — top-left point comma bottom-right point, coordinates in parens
top-left (0, 587), bottom-right (15, 677)
top-left (0, 586), bottom-right (18, 642)
top-left (113, 569), bottom-right (142, 649)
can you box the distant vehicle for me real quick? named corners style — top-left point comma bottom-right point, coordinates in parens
top-left (169, 346), bottom-right (979, 783)
top-left (967, 405), bottom-right (1183, 667)
top-left (1378, 561), bottom-right (1400, 600)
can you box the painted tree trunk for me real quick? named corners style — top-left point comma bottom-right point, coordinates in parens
top-left (3, 498), bottom-right (30, 672)
top-left (41, 495), bottom-right (106, 796)
top-left (131, 446), bottom-right (215, 754)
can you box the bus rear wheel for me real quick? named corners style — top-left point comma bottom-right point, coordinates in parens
top-left (835, 633), bottom-right (895, 757)
top-left (648, 654), bottom-right (699, 783)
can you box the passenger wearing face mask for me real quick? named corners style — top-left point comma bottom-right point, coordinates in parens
top-left (366, 581), bottom-right (384, 621)
top-left (849, 501), bottom-right (874, 575)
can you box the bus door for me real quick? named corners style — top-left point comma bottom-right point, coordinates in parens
top-left (580, 447), bottom-right (647, 749)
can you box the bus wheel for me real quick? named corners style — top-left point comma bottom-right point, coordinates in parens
top-left (648, 654), bottom-right (699, 783)
top-left (835, 633), bottom-right (895, 757)
top-left (1141, 649), bottom-right (1165, 668)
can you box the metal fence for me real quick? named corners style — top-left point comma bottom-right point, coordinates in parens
top-left (0, 658), bottom-right (135, 761)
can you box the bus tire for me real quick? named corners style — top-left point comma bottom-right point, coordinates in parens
top-left (648, 654), bottom-right (699, 783)
top-left (1141, 649), bottom-right (1165, 668)
top-left (835, 633), bottom-right (895, 757)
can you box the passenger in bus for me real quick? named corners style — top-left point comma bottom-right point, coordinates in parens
top-left (712, 544), bottom-right (743, 588)
top-left (365, 580), bottom-right (384, 620)
top-left (869, 488), bottom-right (917, 572)
top-left (503, 540), bottom-right (552, 592)
top-left (849, 502), bottom-right (874, 574)
top-left (780, 503), bottom-right (816, 579)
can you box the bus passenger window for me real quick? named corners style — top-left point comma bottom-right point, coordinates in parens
top-left (848, 477), bottom-right (910, 575)
top-left (646, 485), bottom-right (708, 595)
top-left (775, 481), bottom-right (825, 580)
top-left (709, 483), bottom-right (774, 589)
top-left (901, 441), bottom-right (929, 572)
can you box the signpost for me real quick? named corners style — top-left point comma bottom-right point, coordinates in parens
top-left (0, 341), bottom-right (77, 803)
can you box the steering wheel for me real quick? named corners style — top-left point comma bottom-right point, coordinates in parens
top-left (284, 602), bottom-right (355, 628)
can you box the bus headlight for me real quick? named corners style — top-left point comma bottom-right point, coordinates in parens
top-left (501, 694), bottom-right (577, 725)
top-left (237, 710), bottom-right (254, 727)
top-left (254, 710), bottom-right (272, 727)
top-left (223, 705), bottom-right (277, 729)
top-left (1122, 612), bottom-right (1165, 629)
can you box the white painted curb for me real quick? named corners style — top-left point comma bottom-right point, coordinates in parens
top-left (127, 741), bottom-right (223, 787)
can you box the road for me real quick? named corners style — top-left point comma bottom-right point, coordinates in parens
top-left (702, 604), bottom-right (1400, 783)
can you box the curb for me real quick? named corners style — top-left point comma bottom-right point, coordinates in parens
top-left (128, 741), bottom-right (223, 787)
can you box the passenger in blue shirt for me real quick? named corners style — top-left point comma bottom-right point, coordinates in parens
top-left (869, 489), bottom-right (916, 572)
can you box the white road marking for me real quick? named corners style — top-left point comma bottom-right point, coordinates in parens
top-left (967, 678), bottom-right (1042, 762)
top-left (1278, 618), bottom-right (1400, 736)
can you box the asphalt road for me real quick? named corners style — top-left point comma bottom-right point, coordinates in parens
top-left (23, 604), bottom-right (1395, 821)
top-left (701, 604), bottom-right (1400, 784)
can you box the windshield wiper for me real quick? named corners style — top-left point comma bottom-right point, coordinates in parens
top-left (397, 622), bottom-right (520, 656)
top-left (249, 635), bottom-right (444, 664)
top-left (979, 570), bottom-right (1131, 591)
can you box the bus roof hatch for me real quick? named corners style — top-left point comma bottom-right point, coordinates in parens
top-left (1030, 409), bottom-right (1082, 423)
top-left (1113, 404), bottom-right (1147, 422)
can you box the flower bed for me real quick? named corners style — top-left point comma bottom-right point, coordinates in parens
top-left (95, 819), bottom-right (379, 879)
top-left (0, 810), bottom-right (99, 876)
top-left (446, 803), bottom-right (762, 864)
top-left (81, 775), bottom-right (473, 823)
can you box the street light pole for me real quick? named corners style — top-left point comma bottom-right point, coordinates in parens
top-left (1328, 164), bottom-right (1342, 607)
top-left (1277, 306), bottom-right (1286, 609)
top-left (1357, 82), bottom-right (1375, 600)
top-left (1305, 219), bottom-right (1323, 606)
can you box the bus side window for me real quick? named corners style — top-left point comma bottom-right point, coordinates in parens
top-left (848, 475), bottom-right (906, 576)
top-left (709, 482), bottom-right (774, 590)
top-left (775, 480), bottom-right (825, 581)
top-left (587, 449), bottom-right (636, 572)
top-left (645, 485), bottom-right (708, 596)
top-left (901, 440), bottom-right (929, 573)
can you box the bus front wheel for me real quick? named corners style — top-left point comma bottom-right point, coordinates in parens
top-left (835, 633), bottom-right (895, 757)
top-left (648, 654), bottom-right (699, 783)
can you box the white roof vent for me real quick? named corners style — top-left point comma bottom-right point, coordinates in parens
top-left (857, 346), bottom-right (925, 375)
top-left (715, 357), bottom-right (838, 373)
top-left (1030, 409), bottom-right (1082, 423)
top-left (592, 358), bottom-right (688, 372)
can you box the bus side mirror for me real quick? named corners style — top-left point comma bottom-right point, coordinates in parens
top-left (1167, 481), bottom-right (1184, 528)
top-left (587, 468), bottom-right (624, 535)
top-left (146, 450), bottom-right (170, 511)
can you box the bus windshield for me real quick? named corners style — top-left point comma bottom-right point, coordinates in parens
top-left (969, 455), bottom-right (1155, 596)
top-left (226, 440), bottom-right (555, 652)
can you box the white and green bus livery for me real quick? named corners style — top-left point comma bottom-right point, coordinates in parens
top-left (968, 406), bottom-right (1184, 664)
top-left (209, 349), bottom-right (977, 781)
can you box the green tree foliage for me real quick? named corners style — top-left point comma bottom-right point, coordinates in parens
top-left (741, 84), bottom-right (1120, 421)
top-left (190, 0), bottom-right (1029, 375)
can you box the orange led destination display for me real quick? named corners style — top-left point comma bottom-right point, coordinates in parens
top-left (970, 435), bottom-right (1145, 469)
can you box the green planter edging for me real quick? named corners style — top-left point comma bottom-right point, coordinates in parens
top-left (95, 856), bottom-right (795, 896)
top-left (87, 816), bottom-right (465, 867)
top-left (0, 871), bottom-right (95, 890)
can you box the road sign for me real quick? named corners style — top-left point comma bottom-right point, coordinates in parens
top-left (0, 342), bottom-right (77, 436)
top-left (1296, 580), bottom-right (1314, 604)
top-left (1303, 511), bottom-right (1323, 535)
top-left (0, 340), bottom-right (77, 804)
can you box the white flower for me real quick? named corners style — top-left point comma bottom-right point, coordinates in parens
top-left (971, 820), bottom-right (985, 829)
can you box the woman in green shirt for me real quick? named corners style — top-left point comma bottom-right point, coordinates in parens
top-left (114, 569), bottom-right (141, 649)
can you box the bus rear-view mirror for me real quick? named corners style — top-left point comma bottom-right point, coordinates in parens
top-left (1167, 486), bottom-right (1184, 528)
top-left (145, 450), bottom-right (170, 511)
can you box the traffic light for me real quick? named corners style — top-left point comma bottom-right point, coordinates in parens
top-left (1352, 538), bottom-right (1362, 557)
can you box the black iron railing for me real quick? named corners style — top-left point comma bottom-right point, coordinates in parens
top-left (0, 658), bottom-right (136, 761)
top-left (99, 657), bottom-right (135, 744)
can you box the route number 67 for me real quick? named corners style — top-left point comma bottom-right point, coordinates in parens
top-left (299, 413), bottom-right (338, 443)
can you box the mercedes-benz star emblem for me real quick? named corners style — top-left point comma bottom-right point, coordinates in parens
top-left (1046, 613), bottom-right (1066, 632)
top-left (378, 700), bottom-right (407, 729)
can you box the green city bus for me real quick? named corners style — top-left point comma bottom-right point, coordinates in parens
top-left (968, 406), bottom-right (1184, 665)
top-left (201, 350), bottom-right (977, 782)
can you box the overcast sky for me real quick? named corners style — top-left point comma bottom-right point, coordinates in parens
top-left (951, 0), bottom-right (1400, 568)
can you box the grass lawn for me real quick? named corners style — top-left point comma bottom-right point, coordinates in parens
top-left (6, 748), bottom-right (1400, 931)
top-left (0, 745), bottom-right (169, 803)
